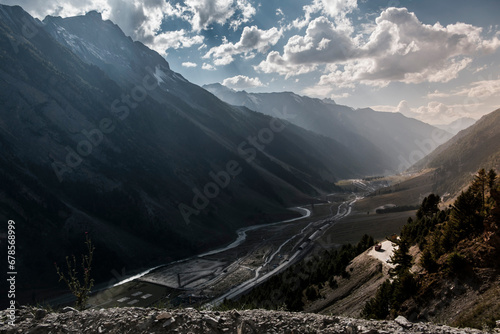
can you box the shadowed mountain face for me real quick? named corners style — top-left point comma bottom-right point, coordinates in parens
top-left (203, 83), bottom-right (452, 175)
top-left (0, 5), bottom-right (390, 301)
top-left (412, 109), bottom-right (500, 195)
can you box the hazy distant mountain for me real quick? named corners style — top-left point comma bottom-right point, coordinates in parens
top-left (412, 109), bottom-right (500, 195)
top-left (204, 83), bottom-right (451, 174)
top-left (0, 5), bottom-right (386, 300)
top-left (434, 117), bottom-right (476, 135)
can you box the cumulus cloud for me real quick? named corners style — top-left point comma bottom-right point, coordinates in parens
top-left (462, 79), bottom-right (500, 99)
top-left (104, 0), bottom-right (205, 55)
top-left (291, 2), bottom-right (320, 30)
top-left (230, 0), bottom-right (256, 30)
top-left (202, 63), bottom-right (216, 71)
top-left (291, 0), bottom-right (357, 32)
top-left (181, 0), bottom-right (255, 31)
top-left (184, 0), bottom-right (232, 31)
top-left (259, 7), bottom-right (500, 89)
top-left (182, 62), bottom-right (197, 67)
top-left (147, 29), bottom-right (204, 54)
top-left (257, 15), bottom-right (358, 77)
top-left (286, 17), bottom-right (356, 64)
top-left (257, 51), bottom-right (318, 78)
top-left (204, 25), bottom-right (282, 66)
top-left (222, 75), bottom-right (265, 88)
top-left (317, 0), bottom-right (357, 18)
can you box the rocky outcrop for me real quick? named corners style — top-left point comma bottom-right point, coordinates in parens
top-left (0, 307), bottom-right (491, 334)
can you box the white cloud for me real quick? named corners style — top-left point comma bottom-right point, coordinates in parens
top-left (427, 90), bottom-right (451, 99)
top-left (291, 0), bottom-right (357, 31)
top-left (184, 0), bottom-right (233, 31)
top-left (258, 15), bottom-right (358, 79)
top-left (202, 63), bottom-right (216, 71)
top-left (301, 84), bottom-right (337, 98)
top-left (463, 78), bottom-right (500, 99)
top-left (291, 2), bottom-right (319, 30)
top-left (204, 25), bottom-right (282, 66)
top-left (428, 78), bottom-right (500, 99)
top-left (149, 29), bottom-right (204, 54)
top-left (230, 0), bottom-right (256, 30)
top-left (259, 7), bottom-right (500, 89)
top-left (285, 17), bottom-right (356, 63)
top-left (182, 62), bottom-right (197, 68)
top-left (330, 92), bottom-right (350, 99)
top-left (222, 75), bottom-right (265, 88)
top-left (102, 0), bottom-right (205, 55)
top-left (317, 0), bottom-right (357, 18)
top-left (256, 51), bottom-right (318, 78)
top-left (184, 0), bottom-right (255, 31)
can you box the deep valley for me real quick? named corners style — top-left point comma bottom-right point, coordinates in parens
top-left (0, 2), bottom-right (499, 333)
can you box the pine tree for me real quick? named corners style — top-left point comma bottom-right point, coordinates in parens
top-left (420, 248), bottom-right (438, 273)
top-left (416, 194), bottom-right (441, 219)
top-left (450, 188), bottom-right (483, 235)
top-left (471, 168), bottom-right (487, 213)
top-left (389, 238), bottom-right (413, 278)
top-left (487, 169), bottom-right (497, 190)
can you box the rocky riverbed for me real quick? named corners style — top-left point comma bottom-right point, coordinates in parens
top-left (1, 306), bottom-right (496, 334)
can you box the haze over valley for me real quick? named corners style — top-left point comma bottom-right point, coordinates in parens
top-left (0, 1), bottom-right (499, 332)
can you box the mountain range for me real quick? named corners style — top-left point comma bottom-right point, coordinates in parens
top-left (203, 83), bottom-right (453, 175)
top-left (0, 4), bottom-right (469, 303)
top-left (413, 108), bottom-right (500, 196)
top-left (434, 117), bottom-right (476, 135)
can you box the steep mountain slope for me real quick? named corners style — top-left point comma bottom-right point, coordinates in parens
top-left (0, 5), bottom-right (380, 303)
top-left (204, 83), bottom-right (451, 174)
top-left (412, 108), bottom-right (500, 195)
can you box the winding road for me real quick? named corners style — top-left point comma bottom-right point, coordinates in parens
top-left (206, 195), bottom-right (362, 308)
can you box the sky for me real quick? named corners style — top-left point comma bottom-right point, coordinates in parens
top-left (3, 0), bottom-right (500, 125)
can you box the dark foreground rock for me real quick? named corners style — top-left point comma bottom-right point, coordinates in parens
top-left (0, 307), bottom-right (491, 334)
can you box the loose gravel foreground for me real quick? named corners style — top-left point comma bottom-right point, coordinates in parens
top-left (1, 306), bottom-right (494, 334)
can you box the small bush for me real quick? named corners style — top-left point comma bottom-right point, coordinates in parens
top-left (55, 233), bottom-right (94, 310)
